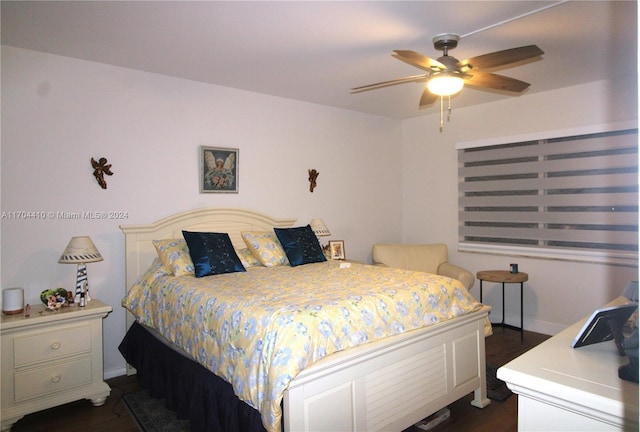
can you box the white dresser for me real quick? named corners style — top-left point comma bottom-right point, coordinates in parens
top-left (1, 299), bottom-right (112, 431)
top-left (498, 296), bottom-right (638, 431)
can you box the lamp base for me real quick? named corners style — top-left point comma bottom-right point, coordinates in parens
top-left (74, 263), bottom-right (91, 303)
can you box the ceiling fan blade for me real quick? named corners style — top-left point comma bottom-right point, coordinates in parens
top-left (419, 88), bottom-right (438, 107)
top-left (463, 70), bottom-right (531, 92)
top-left (392, 50), bottom-right (446, 72)
top-left (460, 45), bottom-right (544, 70)
top-left (351, 74), bottom-right (427, 93)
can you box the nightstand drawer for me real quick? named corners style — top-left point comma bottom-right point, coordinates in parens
top-left (13, 325), bottom-right (91, 367)
top-left (14, 356), bottom-right (92, 402)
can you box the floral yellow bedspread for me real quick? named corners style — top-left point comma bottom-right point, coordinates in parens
top-left (122, 260), bottom-right (481, 432)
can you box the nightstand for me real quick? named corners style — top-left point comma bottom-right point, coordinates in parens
top-left (1, 299), bottom-right (112, 431)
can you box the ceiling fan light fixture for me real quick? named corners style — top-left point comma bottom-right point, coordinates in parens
top-left (427, 73), bottom-right (464, 96)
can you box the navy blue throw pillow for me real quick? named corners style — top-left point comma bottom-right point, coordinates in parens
top-left (274, 225), bottom-right (327, 267)
top-left (182, 231), bottom-right (246, 277)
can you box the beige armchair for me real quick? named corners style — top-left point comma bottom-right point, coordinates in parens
top-left (372, 243), bottom-right (492, 336)
top-left (371, 243), bottom-right (474, 290)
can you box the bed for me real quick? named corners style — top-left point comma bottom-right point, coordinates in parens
top-left (119, 207), bottom-right (490, 432)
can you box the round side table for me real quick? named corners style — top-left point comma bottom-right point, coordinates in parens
top-left (476, 270), bottom-right (528, 340)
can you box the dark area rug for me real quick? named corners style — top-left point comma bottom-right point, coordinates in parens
top-left (486, 365), bottom-right (513, 402)
top-left (123, 390), bottom-right (190, 432)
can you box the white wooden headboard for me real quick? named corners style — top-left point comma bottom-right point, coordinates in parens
top-left (120, 207), bottom-right (296, 323)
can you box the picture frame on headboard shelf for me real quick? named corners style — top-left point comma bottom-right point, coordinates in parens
top-left (200, 146), bottom-right (239, 193)
top-left (328, 240), bottom-right (345, 260)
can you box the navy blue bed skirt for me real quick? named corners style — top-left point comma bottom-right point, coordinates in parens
top-left (118, 321), bottom-right (267, 432)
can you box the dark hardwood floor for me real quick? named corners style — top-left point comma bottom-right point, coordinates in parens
top-left (10, 327), bottom-right (549, 432)
top-left (404, 327), bottom-right (550, 432)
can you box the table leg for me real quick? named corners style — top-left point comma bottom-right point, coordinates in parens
top-left (502, 282), bottom-right (506, 327)
top-left (520, 282), bottom-right (524, 340)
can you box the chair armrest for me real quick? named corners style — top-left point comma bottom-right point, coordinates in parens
top-left (437, 262), bottom-right (475, 291)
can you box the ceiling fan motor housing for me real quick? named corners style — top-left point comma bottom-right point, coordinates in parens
top-left (432, 33), bottom-right (460, 53)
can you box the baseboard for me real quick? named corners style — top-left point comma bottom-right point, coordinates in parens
top-left (104, 367), bottom-right (128, 380)
top-left (526, 318), bottom-right (565, 336)
top-left (492, 313), bottom-right (565, 337)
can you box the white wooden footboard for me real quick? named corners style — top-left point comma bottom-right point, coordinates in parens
top-left (283, 306), bottom-right (490, 432)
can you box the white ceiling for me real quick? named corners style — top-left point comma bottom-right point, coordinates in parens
top-left (2, 1), bottom-right (637, 119)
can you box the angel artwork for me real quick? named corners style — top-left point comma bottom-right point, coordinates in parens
top-left (308, 169), bottom-right (319, 192)
top-left (91, 157), bottom-right (114, 189)
top-left (201, 147), bottom-right (238, 193)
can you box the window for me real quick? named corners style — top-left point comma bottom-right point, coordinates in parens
top-left (458, 127), bottom-right (638, 266)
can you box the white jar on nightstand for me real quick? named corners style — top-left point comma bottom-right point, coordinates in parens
top-left (0, 299), bottom-right (112, 431)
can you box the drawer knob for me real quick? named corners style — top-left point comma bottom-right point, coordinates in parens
top-left (51, 374), bottom-right (61, 383)
top-left (51, 342), bottom-right (61, 350)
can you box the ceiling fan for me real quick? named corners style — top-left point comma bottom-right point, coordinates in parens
top-left (351, 33), bottom-right (543, 128)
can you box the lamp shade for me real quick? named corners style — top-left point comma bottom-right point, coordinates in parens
top-left (427, 73), bottom-right (464, 96)
top-left (58, 236), bottom-right (103, 263)
top-left (309, 219), bottom-right (331, 236)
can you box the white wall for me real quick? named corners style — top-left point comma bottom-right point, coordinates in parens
top-left (402, 78), bottom-right (639, 335)
top-left (1, 46), bottom-right (403, 378)
top-left (3, 45), bottom-right (638, 379)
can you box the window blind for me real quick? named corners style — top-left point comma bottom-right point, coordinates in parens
top-left (458, 128), bottom-right (638, 265)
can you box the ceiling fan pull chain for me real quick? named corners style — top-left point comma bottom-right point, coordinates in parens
top-left (447, 95), bottom-right (453, 122)
top-left (439, 95), bottom-right (444, 132)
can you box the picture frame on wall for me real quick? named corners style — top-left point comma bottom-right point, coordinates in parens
top-left (328, 240), bottom-right (345, 260)
top-left (200, 146), bottom-right (239, 193)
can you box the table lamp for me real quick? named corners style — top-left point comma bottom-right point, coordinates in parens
top-left (310, 218), bottom-right (331, 256)
top-left (58, 236), bottom-right (103, 303)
